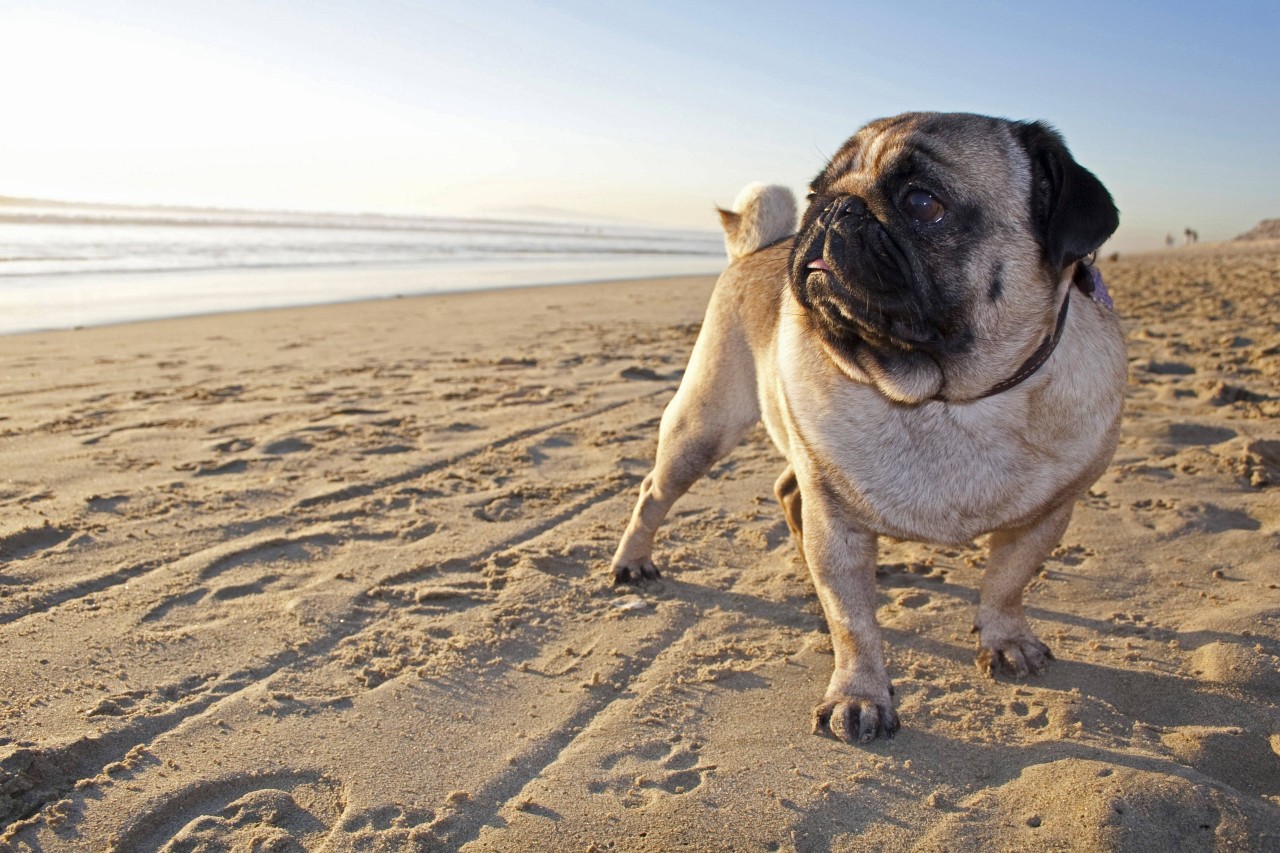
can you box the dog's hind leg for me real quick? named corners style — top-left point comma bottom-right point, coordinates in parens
top-left (610, 434), bottom-right (731, 583)
top-left (610, 291), bottom-right (761, 583)
top-left (774, 465), bottom-right (805, 556)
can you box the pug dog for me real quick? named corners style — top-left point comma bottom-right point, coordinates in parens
top-left (610, 112), bottom-right (1125, 743)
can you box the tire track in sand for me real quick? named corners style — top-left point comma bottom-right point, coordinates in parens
top-left (0, 432), bottom-right (650, 833)
top-left (0, 387), bottom-right (671, 628)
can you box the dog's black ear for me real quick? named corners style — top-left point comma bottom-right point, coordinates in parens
top-left (1014, 121), bottom-right (1119, 271)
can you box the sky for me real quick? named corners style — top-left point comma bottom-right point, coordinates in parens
top-left (1, 0), bottom-right (1276, 251)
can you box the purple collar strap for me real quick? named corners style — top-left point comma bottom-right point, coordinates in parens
top-left (1082, 262), bottom-right (1114, 310)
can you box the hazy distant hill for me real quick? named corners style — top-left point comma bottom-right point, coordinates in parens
top-left (1235, 219), bottom-right (1280, 241)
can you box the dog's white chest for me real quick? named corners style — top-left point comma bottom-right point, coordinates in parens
top-left (773, 326), bottom-right (1108, 544)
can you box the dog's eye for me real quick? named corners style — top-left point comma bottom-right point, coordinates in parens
top-left (902, 189), bottom-right (945, 224)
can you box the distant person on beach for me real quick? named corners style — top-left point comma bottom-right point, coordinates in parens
top-left (1184, 227), bottom-right (1198, 245)
top-left (1166, 233), bottom-right (1175, 248)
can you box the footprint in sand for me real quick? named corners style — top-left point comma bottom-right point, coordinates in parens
top-left (1164, 423), bottom-right (1237, 446)
top-left (261, 436), bottom-right (313, 455)
top-left (473, 486), bottom-right (565, 523)
top-left (338, 803), bottom-right (437, 834)
top-left (895, 591), bottom-right (933, 609)
top-left (526, 432), bottom-right (576, 466)
top-left (1200, 381), bottom-right (1270, 407)
top-left (1006, 699), bottom-right (1050, 730)
top-left (591, 739), bottom-right (716, 802)
top-left (208, 437), bottom-right (255, 454)
top-left (0, 522), bottom-right (77, 560)
top-left (114, 772), bottom-right (345, 852)
top-left (86, 494), bottom-right (130, 514)
top-left (1144, 360), bottom-right (1196, 376)
top-left (1174, 502), bottom-right (1261, 533)
top-left (140, 536), bottom-right (323, 625)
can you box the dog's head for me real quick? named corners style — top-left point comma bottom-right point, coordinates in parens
top-left (790, 112), bottom-right (1118, 403)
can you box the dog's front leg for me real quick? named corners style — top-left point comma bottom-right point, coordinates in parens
top-left (803, 500), bottom-right (899, 743)
top-left (974, 499), bottom-right (1074, 677)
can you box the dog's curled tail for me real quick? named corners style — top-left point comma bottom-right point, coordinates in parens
top-left (717, 183), bottom-right (796, 260)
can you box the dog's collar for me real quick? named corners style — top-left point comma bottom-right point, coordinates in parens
top-left (971, 291), bottom-right (1071, 400)
top-left (940, 261), bottom-right (1111, 403)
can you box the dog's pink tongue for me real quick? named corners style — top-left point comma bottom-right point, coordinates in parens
top-left (807, 258), bottom-right (830, 271)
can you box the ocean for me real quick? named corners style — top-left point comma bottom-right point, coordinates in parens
top-left (0, 201), bottom-right (727, 335)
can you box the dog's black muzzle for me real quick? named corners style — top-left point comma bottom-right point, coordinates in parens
top-left (791, 196), bottom-right (941, 351)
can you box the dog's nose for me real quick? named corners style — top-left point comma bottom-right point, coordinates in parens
top-left (821, 195), bottom-right (868, 226)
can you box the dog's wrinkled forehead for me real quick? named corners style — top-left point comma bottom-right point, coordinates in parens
top-left (822, 115), bottom-right (920, 183)
top-left (814, 113), bottom-right (1023, 205)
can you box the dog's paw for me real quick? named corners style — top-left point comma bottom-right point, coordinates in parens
top-left (975, 635), bottom-right (1054, 679)
top-left (973, 610), bottom-right (1055, 679)
top-left (611, 558), bottom-right (661, 584)
top-left (811, 694), bottom-right (900, 744)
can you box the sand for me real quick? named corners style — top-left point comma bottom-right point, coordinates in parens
top-left (1, 242), bottom-right (1277, 852)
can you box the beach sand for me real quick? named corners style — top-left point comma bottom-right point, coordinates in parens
top-left (1, 243), bottom-right (1277, 851)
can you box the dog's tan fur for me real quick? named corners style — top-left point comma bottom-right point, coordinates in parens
top-left (611, 113), bottom-right (1126, 743)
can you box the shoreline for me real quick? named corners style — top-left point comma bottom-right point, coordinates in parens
top-left (1, 247), bottom-right (1277, 850)
top-left (0, 255), bottom-right (726, 336)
